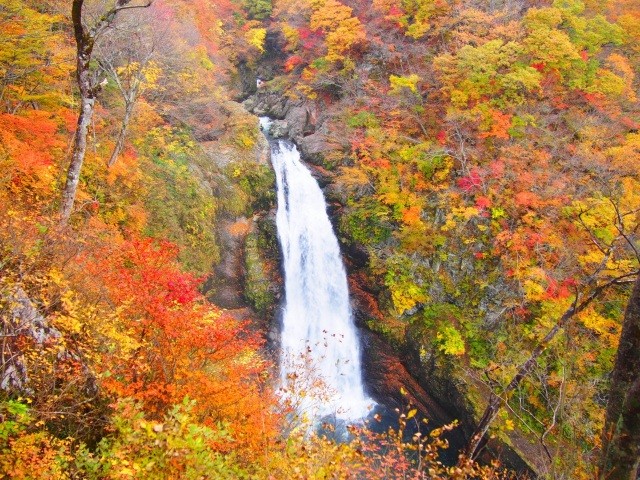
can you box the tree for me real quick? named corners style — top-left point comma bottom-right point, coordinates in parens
top-left (78, 236), bottom-right (279, 457)
top-left (243, 0), bottom-right (272, 20)
top-left (461, 182), bottom-right (640, 461)
top-left (309, 0), bottom-right (367, 62)
top-left (600, 274), bottom-right (640, 479)
top-left (0, 0), bottom-right (71, 114)
top-left (61, 0), bottom-right (153, 224)
top-left (462, 270), bottom-right (638, 461)
top-left (95, 6), bottom-right (165, 167)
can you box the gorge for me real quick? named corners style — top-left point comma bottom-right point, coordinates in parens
top-left (261, 116), bottom-right (373, 422)
top-left (252, 101), bottom-right (531, 473)
top-left (2, 0), bottom-right (638, 477)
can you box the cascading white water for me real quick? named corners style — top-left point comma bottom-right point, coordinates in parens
top-left (261, 117), bottom-right (372, 422)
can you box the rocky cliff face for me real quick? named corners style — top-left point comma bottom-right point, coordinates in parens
top-left (186, 100), bottom-right (284, 352)
top-left (243, 92), bottom-right (345, 166)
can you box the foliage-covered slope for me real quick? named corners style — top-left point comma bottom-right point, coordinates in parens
top-left (0, 0), bottom-right (518, 478)
top-left (246, 0), bottom-right (640, 476)
top-left (1, 0), bottom-right (638, 478)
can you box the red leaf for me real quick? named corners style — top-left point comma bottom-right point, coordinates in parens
top-left (457, 169), bottom-right (483, 192)
top-left (532, 62), bottom-right (546, 72)
top-left (475, 196), bottom-right (491, 209)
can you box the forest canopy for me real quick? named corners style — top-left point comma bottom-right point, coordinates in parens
top-left (0, 0), bottom-right (638, 478)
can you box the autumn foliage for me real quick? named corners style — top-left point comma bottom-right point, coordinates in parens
top-left (259, 0), bottom-right (640, 476)
top-left (0, 0), bottom-right (280, 476)
top-left (1, 0), bottom-right (639, 478)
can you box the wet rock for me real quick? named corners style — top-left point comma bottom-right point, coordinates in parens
top-left (360, 328), bottom-right (469, 455)
top-left (285, 105), bottom-right (312, 140)
top-left (269, 98), bottom-right (290, 119)
top-left (206, 217), bottom-right (252, 309)
top-left (244, 225), bottom-right (278, 314)
top-left (307, 163), bottom-right (334, 187)
top-left (269, 120), bottom-right (289, 138)
top-left (250, 211), bottom-right (284, 347)
top-left (403, 329), bottom-right (476, 434)
top-left (245, 92), bottom-right (291, 120)
top-left (242, 96), bottom-right (257, 112)
top-left (298, 131), bottom-right (335, 165)
top-left (343, 241), bottom-right (370, 268)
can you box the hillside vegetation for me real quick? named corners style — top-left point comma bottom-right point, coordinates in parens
top-left (248, 0), bottom-right (640, 476)
top-left (0, 0), bottom-right (638, 478)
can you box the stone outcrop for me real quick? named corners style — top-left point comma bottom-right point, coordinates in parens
top-left (1, 288), bottom-right (61, 392)
top-left (243, 90), bottom-right (343, 168)
top-left (206, 217), bottom-right (253, 309)
top-left (268, 119), bottom-right (289, 139)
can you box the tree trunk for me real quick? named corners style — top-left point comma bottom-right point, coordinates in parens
top-left (61, 0), bottom-right (94, 224)
top-left (61, 0), bottom-right (152, 223)
top-left (61, 95), bottom-right (94, 223)
top-left (601, 275), bottom-right (640, 480)
top-left (463, 316), bottom-right (569, 460)
top-left (107, 98), bottom-right (134, 167)
top-left (465, 393), bottom-right (502, 460)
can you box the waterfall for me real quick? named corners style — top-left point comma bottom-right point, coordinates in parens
top-left (261, 117), bottom-right (372, 422)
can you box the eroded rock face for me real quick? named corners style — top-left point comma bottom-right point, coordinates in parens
top-left (1, 288), bottom-right (61, 392)
top-left (285, 105), bottom-right (314, 140)
top-left (348, 268), bottom-right (535, 474)
top-left (244, 92), bottom-right (345, 169)
top-left (243, 92), bottom-right (289, 119)
top-left (298, 130), bottom-right (337, 166)
top-left (348, 274), bottom-right (469, 423)
top-left (206, 217), bottom-right (253, 309)
top-left (360, 328), bottom-right (469, 444)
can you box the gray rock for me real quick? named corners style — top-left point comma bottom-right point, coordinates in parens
top-left (324, 182), bottom-right (349, 205)
top-left (269, 120), bottom-right (290, 139)
top-left (244, 92), bottom-right (293, 120)
top-left (285, 106), bottom-right (311, 141)
top-left (1, 288), bottom-right (62, 392)
top-left (206, 217), bottom-right (252, 309)
top-left (269, 99), bottom-right (290, 119)
top-left (298, 132), bottom-right (336, 165)
top-left (242, 96), bottom-right (257, 111)
top-left (253, 102), bottom-right (269, 116)
top-left (10, 288), bottom-right (60, 345)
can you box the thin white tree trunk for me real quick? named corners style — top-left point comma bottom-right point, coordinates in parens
top-left (61, 95), bottom-right (94, 223)
top-left (107, 98), bottom-right (134, 167)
